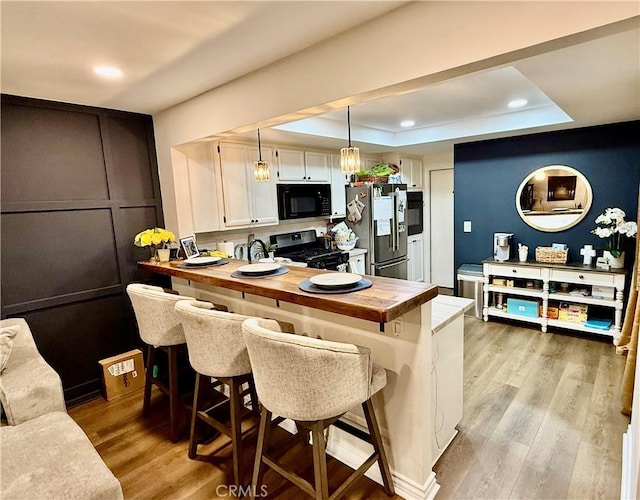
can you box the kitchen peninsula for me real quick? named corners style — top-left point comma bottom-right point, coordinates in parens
top-left (140, 260), bottom-right (459, 500)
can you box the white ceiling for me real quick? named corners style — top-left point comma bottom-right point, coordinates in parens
top-left (1, 2), bottom-right (639, 156)
top-left (1, 1), bottom-right (406, 113)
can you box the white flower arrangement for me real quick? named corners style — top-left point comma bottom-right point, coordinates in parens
top-left (591, 207), bottom-right (637, 257)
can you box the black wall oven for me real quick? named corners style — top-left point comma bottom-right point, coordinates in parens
top-left (407, 191), bottom-right (424, 236)
top-left (277, 184), bottom-right (331, 220)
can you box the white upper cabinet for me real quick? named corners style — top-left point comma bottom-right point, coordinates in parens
top-left (188, 143), bottom-right (222, 233)
top-left (330, 154), bottom-right (347, 218)
top-left (277, 148), bottom-right (330, 182)
top-left (248, 146), bottom-right (279, 225)
top-left (276, 148), bottom-right (305, 181)
top-left (304, 151), bottom-right (330, 182)
top-left (401, 157), bottom-right (423, 189)
top-left (383, 153), bottom-right (423, 189)
top-left (218, 143), bottom-right (278, 228)
top-left (362, 156), bottom-right (383, 170)
top-left (172, 141), bottom-right (223, 235)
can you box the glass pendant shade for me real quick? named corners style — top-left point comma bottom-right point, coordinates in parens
top-left (340, 106), bottom-right (360, 174)
top-left (253, 128), bottom-right (270, 181)
top-left (254, 160), bottom-right (270, 181)
top-left (340, 146), bottom-right (360, 174)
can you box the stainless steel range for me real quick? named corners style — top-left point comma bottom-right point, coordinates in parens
top-left (270, 230), bottom-right (349, 271)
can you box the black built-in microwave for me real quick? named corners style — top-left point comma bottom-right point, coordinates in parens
top-left (277, 184), bottom-right (332, 220)
top-left (407, 191), bottom-right (424, 236)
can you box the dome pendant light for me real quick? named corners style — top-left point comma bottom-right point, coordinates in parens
top-left (254, 128), bottom-right (270, 182)
top-left (340, 106), bottom-right (360, 174)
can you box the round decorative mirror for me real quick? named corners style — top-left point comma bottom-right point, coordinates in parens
top-left (515, 165), bottom-right (593, 232)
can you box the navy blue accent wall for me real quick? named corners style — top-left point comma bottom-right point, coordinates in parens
top-left (454, 121), bottom-right (640, 278)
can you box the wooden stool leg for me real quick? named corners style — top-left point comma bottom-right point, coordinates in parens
top-left (311, 421), bottom-right (329, 500)
top-left (188, 373), bottom-right (202, 459)
top-left (229, 377), bottom-right (244, 489)
top-left (168, 346), bottom-right (181, 443)
top-left (248, 375), bottom-right (260, 413)
top-left (363, 399), bottom-right (395, 496)
top-left (251, 407), bottom-right (272, 499)
top-left (142, 344), bottom-right (155, 416)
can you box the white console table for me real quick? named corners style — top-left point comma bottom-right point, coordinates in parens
top-left (483, 259), bottom-right (626, 344)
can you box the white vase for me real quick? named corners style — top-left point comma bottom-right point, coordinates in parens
top-left (603, 250), bottom-right (625, 269)
top-left (157, 248), bottom-right (170, 263)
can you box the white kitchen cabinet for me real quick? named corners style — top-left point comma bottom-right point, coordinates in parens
top-left (483, 259), bottom-right (626, 343)
top-left (329, 154), bottom-right (347, 218)
top-left (277, 148), bottom-right (329, 182)
top-left (347, 248), bottom-right (367, 274)
top-left (177, 142), bottom-right (223, 234)
top-left (407, 233), bottom-right (424, 281)
top-left (304, 151), bottom-right (330, 182)
top-left (401, 157), bottom-right (423, 189)
top-left (362, 156), bottom-right (383, 169)
top-left (382, 153), bottom-right (423, 189)
top-left (431, 295), bottom-right (469, 465)
top-left (218, 142), bottom-right (278, 228)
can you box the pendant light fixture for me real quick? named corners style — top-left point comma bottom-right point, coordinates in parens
top-left (253, 128), bottom-right (270, 182)
top-left (340, 106), bottom-right (360, 174)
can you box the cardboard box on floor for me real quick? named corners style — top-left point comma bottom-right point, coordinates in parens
top-left (99, 349), bottom-right (145, 401)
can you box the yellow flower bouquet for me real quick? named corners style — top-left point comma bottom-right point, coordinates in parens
top-left (134, 227), bottom-right (176, 261)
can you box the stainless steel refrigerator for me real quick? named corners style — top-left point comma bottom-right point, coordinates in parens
top-left (345, 184), bottom-right (408, 279)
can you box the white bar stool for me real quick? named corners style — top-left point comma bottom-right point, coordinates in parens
top-left (242, 317), bottom-right (395, 500)
top-left (126, 283), bottom-right (193, 442)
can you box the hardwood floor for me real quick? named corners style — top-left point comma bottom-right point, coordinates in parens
top-left (69, 316), bottom-right (629, 499)
top-left (433, 317), bottom-right (629, 500)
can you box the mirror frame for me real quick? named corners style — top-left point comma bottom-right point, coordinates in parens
top-left (515, 165), bottom-right (593, 233)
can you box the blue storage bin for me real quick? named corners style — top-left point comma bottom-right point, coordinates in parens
top-left (507, 298), bottom-right (540, 318)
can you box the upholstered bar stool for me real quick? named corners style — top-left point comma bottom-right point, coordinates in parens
top-left (242, 318), bottom-right (395, 500)
top-left (174, 300), bottom-right (271, 489)
top-left (126, 283), bottom-right (194, 442)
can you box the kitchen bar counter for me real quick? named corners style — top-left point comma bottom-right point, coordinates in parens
top-left (139, 259), bottom-right (438, 325)
top-left (140, 259), bottom-right (453, 499)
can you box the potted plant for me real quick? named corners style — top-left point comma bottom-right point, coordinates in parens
top-left (591, 207), bottom-right (637, 268)
top-left (134, 227), bottom-right (176, 262)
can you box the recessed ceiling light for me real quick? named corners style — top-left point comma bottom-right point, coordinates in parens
top-left (93, 66), bottom-right (123, 78)
top-left (508, 98), bottom-right (528, 109)
top-left (400, 119), bottom-right (415, 128)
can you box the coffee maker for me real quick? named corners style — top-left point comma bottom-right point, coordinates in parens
top-left (493, 233), bottom-right (513, 261)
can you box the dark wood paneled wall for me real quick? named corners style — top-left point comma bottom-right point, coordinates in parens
top-left (1, 95), bottom-right (168, 404)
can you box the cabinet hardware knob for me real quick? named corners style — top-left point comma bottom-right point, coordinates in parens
top-left (578, 275), bottom-right (584, 279)
top-left (512, 269), bottom-right (517, 273)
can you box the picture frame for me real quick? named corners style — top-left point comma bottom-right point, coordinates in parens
top-left (179, 236), bottom-right (199, 259)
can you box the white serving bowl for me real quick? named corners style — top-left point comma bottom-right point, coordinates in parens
top-left (336, 239), bottom-right (358, 251)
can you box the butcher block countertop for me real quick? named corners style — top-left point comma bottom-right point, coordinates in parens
top-left (139, 259), bottom-right (438, 324)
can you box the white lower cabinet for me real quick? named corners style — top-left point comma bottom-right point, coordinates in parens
top-left (407, 234), bottom-right (424, 281)
top-left (431, 306), bottom-right (464, 464)
top-left (483, 259), bottom-right (626, 343)
top-left (218, 142), bottom-right (278, 228)
top-left (347, 249), bottom-right (367, 274)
